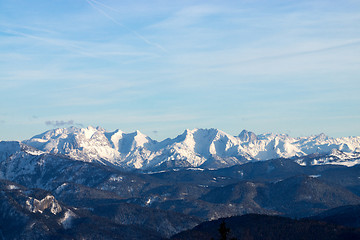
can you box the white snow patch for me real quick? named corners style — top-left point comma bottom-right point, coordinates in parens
top-left (55, 183), bottom-right (68, 194)
top-left (294, 159), bottom-right (307, 166)
top-left (24, 148), bottom-right (44, 156)
top-left (146, 170), bottom-right (168, 174)
top-left (109, 175), bottom-right (124, 182)
top-left (186, 168), bottom-right (204, 171)
top-left (7, 185), bottom-right (19, 190)
top-left (237, 170), bottom-right (244, 176)
top-left (145, 196), bottom-right (158, 206)
top-left (60, 209), bottom-right (77, 229)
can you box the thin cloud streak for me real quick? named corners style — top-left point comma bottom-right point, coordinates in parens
top-left (150, 4), bottom-right (226, 29)
top-left (0, 27), bottom-right (155, 61)
top-left (164, 38), bottom-right (360, 84)
top-left (86, 0), bottom-right (167, 52)
top-left (1, 28), bottom-right (94, 57)
top-left (235, 40), bottom-right (360, 64)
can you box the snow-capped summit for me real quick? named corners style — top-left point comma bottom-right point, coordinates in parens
top-left (23, 126), bottom-right (159, 168)
top-left (104, 129), bottom-right (155, 153)
top-left (238, 130), bottom-right (257, 142)
top-left (172, 128), bottom-right (239, 157)
top-left (150, 128), bottom-right (247, 168)
top-left (18, 126), bottom-right (360, 170)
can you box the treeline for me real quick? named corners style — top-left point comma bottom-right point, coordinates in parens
top-left (171, 214), bottom-right (360, 240)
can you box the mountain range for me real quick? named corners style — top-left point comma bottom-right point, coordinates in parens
top-left (13, 126), bottom-right (360, 171)
top-left (1, 126), bottom-right (360, 239)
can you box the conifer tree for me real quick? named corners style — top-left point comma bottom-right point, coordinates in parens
top-left (219, 220), bottom-right (230, 240)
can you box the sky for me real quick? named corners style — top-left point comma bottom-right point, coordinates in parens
top-left (0, 0), bottom-right (360, 141)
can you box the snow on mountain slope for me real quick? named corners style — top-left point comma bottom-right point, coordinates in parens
top-left (239, 132), bottom-right (360, 162)
top-left (295, 148), bottom-right (360, 167)
top-left (25, 126), bottom-right (120, 164)
top-left (23, 126), bottom-right (158, 169)
top-left (21, 126), bottom-right (360, 170)
top-left (150, 128), bottom-right (251, 168)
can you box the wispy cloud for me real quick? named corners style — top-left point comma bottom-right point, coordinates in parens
top-left (150, 4), bottom-right (225, 29)
top-left (45, 120), bottom-right (83, 127)
top-left (86, 0), bottom-right (167, 52)
top-left (0, 24), bottom-right (156, 62)
top-left (0, 28), bottom-right (92, 57)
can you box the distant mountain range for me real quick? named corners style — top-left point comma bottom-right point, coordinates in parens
top-left (14, 126), bottom-right (360, 170)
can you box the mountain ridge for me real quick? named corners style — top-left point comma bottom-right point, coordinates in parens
top-left (4, 126), bottom-right (359, 170)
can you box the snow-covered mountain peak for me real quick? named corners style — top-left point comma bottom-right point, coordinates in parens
top-left (24, 126), bottom-right (116, 162)
top-left (133, 130), bottom-right (151, 146)
top-left (81, 126), bottom-right (99, 139)
top-left (177, 128), bottom-right (237, 145)
top-left (16, 126), bottom-right (360, 170)
top-left (315, 133), bottom-right (328, 141)
top-left (239, 130), bottom-right (257, 142)
top-left (163, 128), bottom-right (242, 167)
top-left (23, 127), bottom-right (159, 168)
top-left (117, 130), bottom-right (154, 151)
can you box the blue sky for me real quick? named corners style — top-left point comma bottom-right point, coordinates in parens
top-left (1, 0), bottom-right (360, 140)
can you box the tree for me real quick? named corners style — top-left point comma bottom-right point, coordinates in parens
top-left (219, 220), bottom-right (230, 240)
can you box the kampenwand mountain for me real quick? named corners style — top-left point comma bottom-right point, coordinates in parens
top-left (19, 126), bottom-right (360, 170)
